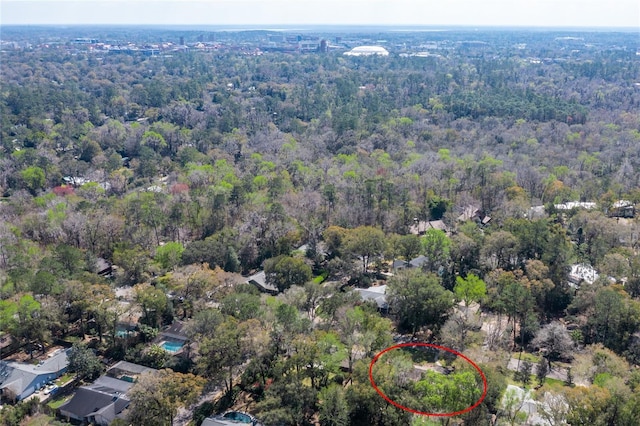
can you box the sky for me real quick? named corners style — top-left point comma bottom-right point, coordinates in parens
top-left (1, 0), bottom-right (639, 28)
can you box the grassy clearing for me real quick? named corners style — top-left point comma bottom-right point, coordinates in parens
top-left (55, 373), bottom-right (74, 386)
top-left (23, 413), bottom-right (56, 426)
top-left (544, 377), bottom-right (566, 387)
top-left (505, 375), bottom-right (537, 390)
top-left (47, 394), bottom-right (72, 410)
top-left (512, 352), bottom-right (541, 363)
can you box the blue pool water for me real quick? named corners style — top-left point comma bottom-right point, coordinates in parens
top-left (223, 412), bottom-right (252, 423)
top-left (161, 341), bottom-right (184, 353)
top-left (115, 329), bottom-right (130, 337)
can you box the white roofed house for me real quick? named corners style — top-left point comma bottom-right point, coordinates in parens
top-left (568, 263), bottom-right (599, 289)
top-left (554, 201), bottom-right (597, 210)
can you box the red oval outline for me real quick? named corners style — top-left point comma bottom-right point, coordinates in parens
top-left (369, 343), bottom-right (488, 417)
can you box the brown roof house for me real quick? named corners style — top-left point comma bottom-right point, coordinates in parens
top-left (457, 205), bottom-right (491, 226)
top-left (409, 219), bottom-right (450, 236)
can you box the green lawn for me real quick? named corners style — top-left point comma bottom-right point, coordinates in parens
top-left (506, 375), bottom-right (537, 390)
top-left (47, 394), bottom-right (72, 410)
top-left (544, 377), bottom-right (566, 387)
top-left (55, 373), bottom-right (74, 386)
top-left (23, 413), bottom-right (56, 426)
top-left (512, 352), bottom-right (541, 363)
top-left (507, 375), bottom-right (567, 391)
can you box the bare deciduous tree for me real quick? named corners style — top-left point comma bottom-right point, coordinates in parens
top-left (532, 322), bottom-right (574, 368)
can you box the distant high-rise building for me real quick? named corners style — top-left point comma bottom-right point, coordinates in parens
top-left (299, 39), bottom-right (320, 52)
top-left (180, 36), bottom-right (185, 46)
top-left (320, 39), bottom-right (328, 53)
top-left (198, 34), bottom-right (204, 42)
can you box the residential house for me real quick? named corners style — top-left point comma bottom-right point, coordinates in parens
top-left (95, 257), bottom-right (113, 277)
top-left (355, 285), bottom-right (388, 312)
top-left (608, 200), bottom-right (635, 218)
top-left (457, 205), bottom-right (491, 226)
top-left (59, 361), bottom-right (156, 425)
top-left (246, 270), bottom-right (279, 295)
top-left (409, 219), bottom-right (449, 236)
top-left (528, 205), bottom-right (546, 220)
top-left (156, 321), bottom-right (189, 354)
top-left (392, 255), bottom-right (429, 271)
top-left (501, 384), bottom-right (549, 426)
top-left (0, 348), bottom-right (70, 402)
top-left (409, 220), bottom-right (429, 235)
top-left (568, 263), bottom-right (599, 288)
top-left (427, 220), bottom-right (449, 234)
top-left (554, 201), bottom-right (597, 210)
top-left (409, 255), bottom-right (429, 268)
top-left (392, 259), bottom-right (410, 270)
top-left (105, 361), bottom-right (154, 382)
top-left (59, 376), bottom-right (131, 425)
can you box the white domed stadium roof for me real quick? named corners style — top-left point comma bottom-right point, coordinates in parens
top-left (344, 46), bottom-right (389, 56)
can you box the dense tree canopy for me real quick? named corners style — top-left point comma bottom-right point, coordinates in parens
top-left (127, 369), bottom-right (205, 426)
top-left (387, 269), bottom-right (454, 334)
top-left (1, 26), bottom-right (639, 426)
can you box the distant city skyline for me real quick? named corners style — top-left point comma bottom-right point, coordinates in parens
top-left (1, 0), bottom-right (638, 28)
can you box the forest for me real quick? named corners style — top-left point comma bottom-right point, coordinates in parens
top-left (1, 27), bottom-right (640, 425)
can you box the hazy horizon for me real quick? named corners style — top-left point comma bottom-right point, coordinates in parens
top-left (2, 24), bottom-right (638, 32)
top-left (2, 0), bottom-right (639, 28)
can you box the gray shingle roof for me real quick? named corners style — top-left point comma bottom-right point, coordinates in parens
top-left (60, 387), bottom-right (128, 419)
top-left (90, 376), bottom-right (133, 394)
top-left (409, 255), bottom-right (428, 268)
top-left (0, 348), bottom-right (69, 399)
top-left (355, 285), bottom-right (388, 310)
top-left (59, 363), bottom-right (156, 424)
top-left (106, 361), bottom-right (155, 378)
top-left (246, 270), bottom-right (278, 294)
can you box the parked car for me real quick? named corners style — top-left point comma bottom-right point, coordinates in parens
top-left (44, 385), bottom-right (58, 395)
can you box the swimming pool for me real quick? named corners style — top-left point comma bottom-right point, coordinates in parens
top-left (222, 411), bottom-right (253, 423)
top-left (115, 329), bottom-right (131, 337)
top-left (160, 340), bottom-right (184, 353)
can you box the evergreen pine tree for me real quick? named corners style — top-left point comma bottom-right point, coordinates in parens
top-left (565, 367), bottom-right (574, 386)
top-left (536, 357), bottom-right (549, 386)
top-left (515, 360), bottom-right (532, 386)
